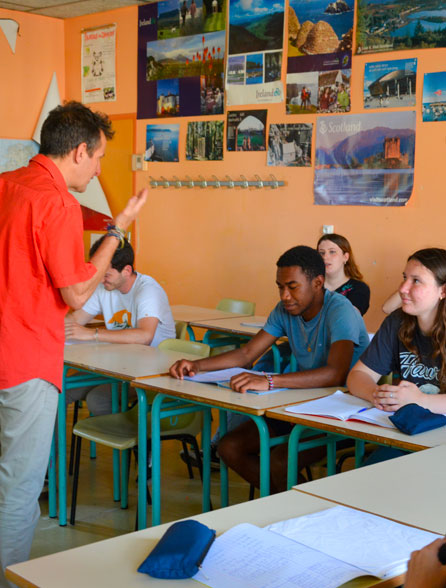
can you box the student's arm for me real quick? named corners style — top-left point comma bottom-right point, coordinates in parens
top-left (230, 340), bottom-right (354, 393)
top-left (59, 189), bottom-right (148, 309)
top-left (169, 329), bottom-right (278, 379)
top-left (404, 538), bottom-right (446, 588)
top-left (382, 290), bottom-right (401, 314)
top-left (68, 309), bottom-right (95, 326)
top-left (347, 360), bottom-right (381, 403)
top-left (65, 316), bottom-right (159, 345)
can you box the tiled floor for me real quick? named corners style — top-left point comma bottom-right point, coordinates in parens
top-left (32, 407), bottom-right (259, 559)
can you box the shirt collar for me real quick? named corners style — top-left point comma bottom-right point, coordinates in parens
top-left (30, 154), bottom-right (68, 192)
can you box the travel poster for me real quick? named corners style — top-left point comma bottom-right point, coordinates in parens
top-left (267, 124), bottom-right (312, 167)
top-left (314, 111), bottom-right (416, 206)
top-left (226, 110), bottom-right (267, 151)
top-left (364, 59), bottom-right (417, 108)
top-left (82, 24), bottom-right (117, 103)
top-left (422, 71), bottom-right (446, 122)
top-left (145, 124), bottom-right (180, 162)
top-left (137, 3), bottom-right (226, 119)
top-left (287, 0), bottom-right (353, 101)
top-left (356, 0), bottom-right (446, 54)
top-left (226, 0), bottom-right (285, 105)
top-left (286, 53), bottom-right (351, 114)
top-left (186, 121), bottom-right (224, 160)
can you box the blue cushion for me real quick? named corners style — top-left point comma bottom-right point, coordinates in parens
top-left (138, 519), bottom-right (216, 579)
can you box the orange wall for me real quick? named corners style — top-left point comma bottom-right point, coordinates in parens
top-left (3, 6), bottom-right (446, 332)
top-left (0, 8), bottom-right (65, 139)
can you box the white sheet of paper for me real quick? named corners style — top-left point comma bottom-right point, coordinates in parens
top-left (184, 367), bottom-right (258, 383)
top-left (267, 506), bottom-right (441, 578)
top-left (285, 390), bottom-right (371, 419)
top-left (194, 522), bottom-right (366, 588)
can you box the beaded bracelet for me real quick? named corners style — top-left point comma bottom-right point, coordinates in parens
top-left (263, 372), bottom-right (274, 390)
top-left (106, 224), bottom-right (126, 249)
top-left (95, 328), bottom-right (99, 343)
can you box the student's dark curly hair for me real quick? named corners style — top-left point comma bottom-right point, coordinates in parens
top-left (399, 248), bottom-right (446, 390)
top-left (277, 245), bottom-right (325, 280)
top-left (40, 101), bottom-right (114, 157)
top-left (90, 236), bottom-right (134, 272)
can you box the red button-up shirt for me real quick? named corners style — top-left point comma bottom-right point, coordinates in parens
top-left (0, 154), bottom-right (97, 390)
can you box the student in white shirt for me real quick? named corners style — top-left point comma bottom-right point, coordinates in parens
top-left (65, 236), bottom-right (175, 414)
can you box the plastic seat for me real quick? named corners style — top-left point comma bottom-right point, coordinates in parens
top-left (175, 320), bottom-right (187, 340)
top-left (70, 339), bottom-right (210, 525)
top-left (195, 298), bottom-right (256, 354)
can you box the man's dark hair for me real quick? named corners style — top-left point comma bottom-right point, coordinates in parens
top-left (277, 245), bottom-right (325, 280)
top-left (89, 236), bottom-right (134, 272)
top-left (39, 101), bottom-right (114, 157)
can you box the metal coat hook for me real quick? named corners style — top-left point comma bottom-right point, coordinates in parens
top-left (254, 175), bottom-right (263, 189)
top-left (211, 175), bottom-right (220, 188)
top-left (172, 175), bottom-right (182, 188)
top-left (225, 175), bottom-right (234, 189)
top-left (149, 176), bottom-right (158, 188)
top-left (240, 175), bottom-right (249, 189)
top-left (160, 176), bottom-right (169, 188)
top-left (185, 175), bottom-right (194, 188)
top-left (198, 175), bottom-right (207, 188)
top-left (270, 174), bottom-right (279, 189)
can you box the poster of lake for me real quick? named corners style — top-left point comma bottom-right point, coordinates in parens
top-left (226, 0), bottom-right (284, 105)
top-left (138, 2), bottom-right (226, 119)
top-left (364, 58), bottom-right (417, 108)
top-left (356, 0), bottom-right (446, 54)
top-left (314, 111), bottom-right (416, 206)
top-left (145, 124), bottom-right (179, 162)
top-left (422, 71), bottom-right (446, 121)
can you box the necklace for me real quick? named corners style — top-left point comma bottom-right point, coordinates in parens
top-left (297, 310), bottom-right (323, 353)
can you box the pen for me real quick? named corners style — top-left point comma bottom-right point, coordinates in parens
top-left (357, 407), bottom-right (368, 414)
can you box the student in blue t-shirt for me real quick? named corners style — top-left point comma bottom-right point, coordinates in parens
top-left (170, 245), bottom-right (369, 492)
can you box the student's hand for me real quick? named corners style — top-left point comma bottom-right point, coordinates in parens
top-left (65, 322), bottom-right (95, 341)
top-left (373, 381), bottom-right (422, 411)
top-left (230, 372), bottom-right (269, 394)
top-left (169, 360), bottom-right (199, 379)
top-left (114, 188), bottom-right (148, 232)
top-left (404, 537), bottom-right (446, 588)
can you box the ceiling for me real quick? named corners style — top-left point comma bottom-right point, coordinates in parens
top-left (0, 0), bottom-right (152, 19)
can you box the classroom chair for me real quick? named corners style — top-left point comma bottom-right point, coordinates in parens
top-left (69, 339), bottom-right (210, 526)
top-left (174, 320), bottom-right (188, 340)
top-left (189, 298), bottom-right (256, 354)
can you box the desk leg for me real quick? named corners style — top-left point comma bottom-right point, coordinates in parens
top-left (219, 410), bottom-right (228, 508)
top-left (111, 382), bottom-right (120, 502)
top-left (202, 408), bottom-right (212, 513)
top-left (58, 366), bottom-right (68, 526)
top-left (121, 382), bottom-right (130, 510)
top-left (250, 415), bottom-right (270, 498)
top-left (48, 430), bottom-right (57, 518)
top-left (150, 393), bottom-right (164, 527)
top-left (137, 388), bottom-right (149, 530)
top-left (355, 439), bottom-right (365, 468)
top-left (327, 436), bottom-right (337, 476)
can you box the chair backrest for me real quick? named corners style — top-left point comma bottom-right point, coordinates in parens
top-left (175, 320), bottom-right (188, 340)
top-left (216, 298), bottom-right (255, 315)
top-left (158, 338), bottom-right (210, 358)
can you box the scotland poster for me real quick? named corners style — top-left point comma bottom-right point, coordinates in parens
top-left (356, 0), bottom-right (446, 54)
top-left (138, 2), bottom-right (226, 119)
top-left (364, 59), bottom-right (417, 108)
top-left (226, 0), bottom-right (285, 105)
top-left (314, 112), bottom-right (416, 206)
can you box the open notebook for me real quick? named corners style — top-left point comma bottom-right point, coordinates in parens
top-left (285, 390), bottom-right (395, 428)
top-left (184, 368), bottom-right (287, 395)
top-left (194, 506), bottom-right (440, 588)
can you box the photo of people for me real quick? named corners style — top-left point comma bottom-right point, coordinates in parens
top-left (200, 74), bottom-right (224, 115)
top-left (186, 121), bottom-right (224, 160)
top-left (318, 69), bottom-right (351, 113)
top-left (286, 72), bottom-right (318, 114)
top-left (179, 0), bottom-right (203, 36)
top-left (364, 59), bottom-right (417, 108)
top-left (267, 123), bottom-right (312, 167)
top-left (265, 51), bottom-right (282, 83)
top-left (226, 109), bottom-right (267, 151)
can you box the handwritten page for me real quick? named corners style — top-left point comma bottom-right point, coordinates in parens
top-left (193, 523), bottom-right (366, 588)
top-left (267, 506), bottom-right (441, 579)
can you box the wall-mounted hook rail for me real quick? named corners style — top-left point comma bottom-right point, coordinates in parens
top-left (148, 175), bottom-right (285, 189)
